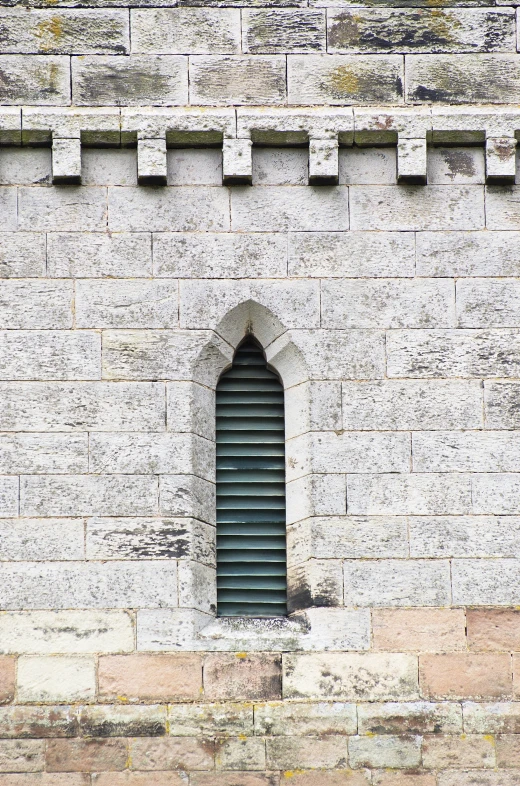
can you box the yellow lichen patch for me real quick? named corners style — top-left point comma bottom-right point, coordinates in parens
top-left (282, 770), bottom-right (305, 779)
top-left (235, 652), bottom-right (248, 659)
top-left (35, 16), bottom-right (65, 52)
top-left (328, 66), bottom-right (359, 98)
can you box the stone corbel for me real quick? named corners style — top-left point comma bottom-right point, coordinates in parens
top-left (222, 138), bottom-right (253, 185)
top-left (397, 137), bottom-right (427, 185)
top-left (137, 137), bottom-right (167, 186)
top-left (486, 137), bottom-right (517, 185)
top-left (52, 138), bottom-right (82, 185)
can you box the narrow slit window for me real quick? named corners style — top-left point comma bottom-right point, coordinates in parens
top-left (216, 337), bottom-right (287, 617)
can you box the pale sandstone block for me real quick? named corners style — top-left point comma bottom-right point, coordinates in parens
top-left (0, 9), bottom-right (129, 53)
top-left (167, 149), bottom-right (222, 186)
top-left (486, 136), bottom-right (517, 183)
top-left (17, 656), bottom-right (95, 703)
top-left (409, 515), bottom-right (520, 558)
top-left (130, 737), bottom-right (214, 771)
top-left (485, 381), bottom-right (520, 428)
top-left (287, 558), bottom-right (343, 610)
top-left (464, 702), bottom-right (520, 733)
top-left (358, 701), bottom-right (462, 734)
top-left (420, 653), bottom-right (512, 700)
top-left (288, 231), bottom-right (414, 277)
top-left (82, 149), bottom-right (137, 186)
top-left (373, 609), bottom-right (466, 652)
top-left (349, 735), bottom-right (421, 769)
top-left (76, 280), bottom-right (177, 329)
top-left (285, 382), bottom-right (342, 437)
top-left (0, 610), bottom-right (134, 655)
top-left (137, 138), bottom-right (167, 186)
top-left (108, 186), bottom-right (229, 232)
top-left (0, 659), bottom-right (14, 703)
top-left (159, 475), bottom-right (215, 524)
top-left (253, 147), bottom-right (307, 185)
top-left (472, 473), bottom-right (520, 513)
top-left (387, 329), bottom-right (520, 378)
top-left (0, 561), bottom-right (176, 610)
top-left (99, 654), bottom-right (202, 701)
top-left (428, 147), bottom-right (485, 184)
top-left (47, 232), bottom-right (151, 278)
top-left (178, 560), bottom-right (216, 614)
top-left (243, 9), bottom-right (325, 53)
top-left (350, 185), bottom-right (484, 230)
top-left (328, 8), bottom-right (515, 53)
top-left (0, 233), bottom-right (46, 278)
top-left (467, 609), bottom-right (520, 651)
top-left (0, 281), bottom-right (72, 330)
top-left (309, 139), bottom-right (339, 185)
top-left (51, 138), bottom-right (81, 184)
top-left (21, 475), bottom-right (158, 517)
top-left (231, 185), bottom-right (349, 232)
top-left (0, 740), bottom-right (44, 772)
top-left (323, 278), bottom-right (454, 328)
top-left (222, 139), bottom-right (253, 185)
top-left (287, 432), bottom-right (410, 478)
top-left (281, 773), bottom-right (370, 786)
top-left (457, 279), bottom-right (520, 327)
top-left (132, 8), bottom-right (241, 54)
top-left (0, 519), bottom-right (84, 561)
top-left (373, 775), bottom-right (435, 786)
top-left (0, 330), bottom-right (100, 380)
top-left (72, 55), bottom-right (188, 105)
top-left (0, 189), bottom-right (18, 232)
top-left (0, 382), bottom-right (165, 432)
top-left (0, 478), bottom-right (17, 517)
top-left (266, 736), bottom-right (348, 769)
top-left (339, 147), bottom-right (396, 185)
top-left (343, 380), bottom-right (480, 430)
top-left (93, 774), bottom-right (185, 786)
top-left (154, 233), bottom-right (286, 278)
top-left (407, 54), bottom-right (520, 103)
top-left (347, 473), bottom-right (472, 515)
top-left (287, 516), bottom-right (407, 562)
top-left (180, 280), bottom-right (320, 330)
top-left (413, 432), bottom-right (520, 472)
top-left (287, 329), bottom-right (385, 380)
top-left (167, 382), bottom-right (215, 441)
top-left (452, 558), bottom-right (520, 605)
top-left (417, 231), bottom-right (520, 276)
top-left (288, 54), bottom-right (404, 104)
top-left (87, 517), bottom-right (214, 564)
top-left (79, 704), bottom-right (167, 737)
top-left (19, 187), bottom-right (106, 232)
top-left (487, 186), bottom-right (520, 228)
top-left (397, 138), bottom-right (427, 184)
top-left (0, 705), bottom-right (76, 738)
top-left (0, 433), bottom-right (87, 474)
top-left (283, 653), bottom-right (418, 700)
top-left (496, 734), bottom-right (520, 767)
top-left (0, 56), bottom-right (69, 104)
top-left (287, 473), bottom-right (346, 523)
top-left (204, 654), bottom-right (281, 701)
top-left (216, 737), bottom-right (266, 770)
top-left (168, 703), bottom-right (253, 737)
top-left (254, 701), bottom-right (357, 736)
top-left (344, 559), bottom-right (451, 607)
top-left (422, 734), bottom-right (495, 769)
top-left (46, 738), bottom-right (127, 772)
top-left (190, 56), bottom-right (286, 105)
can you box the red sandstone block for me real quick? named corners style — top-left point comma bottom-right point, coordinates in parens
top-left (372, 774), bottom-right (436, 786)
top-left (468, 609), bottom-right (520, 651)
top-left (422, 734), bottom-right (495, 769)
top-left (204, 654), bottom-right (281, 701)
top-left (281, 770), bottom-right (371, 785)
top-left (0, 777), bottom-right (88, 785)
top-left (438, 773), bottom-right (519, 785)
top-left (496, 734), bottom-right (520, 767)
top-left (510, 654), bottom-right (520, 697)
top-left (372, 608), bottom-right (466, 652)
top-left (419, 654), bottom-right (512, 700)
top-left (191, 775), bottom-right (278, 786)
top-left (98, 654), bottom-right (202, 702)
top-left (0, 706), bottom-right (76, 738)
top-left (0, 658), bottom-right (15, 704)
top-left (93, 773), bottom-right (185, 785)
top-left (46, 739), bottom-right (128, 772)
top-left (130, 737), bottom-right (214, 771)
top-left (0, 740), bottom-right (44, 773)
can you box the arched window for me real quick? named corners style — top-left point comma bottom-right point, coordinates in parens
top-left (216, 337), bottom-right (287, 617)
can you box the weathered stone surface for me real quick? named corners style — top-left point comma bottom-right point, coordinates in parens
top-left (358, 701), bottom-right (462, 734)
top-left (108, 186), bottom-right (229, 232)
top-left (89, 432), bottom-right (212, 478)
top-left (0, 330), bottom-right (100, 380)
top-left (472, 473), bottom-right (520, 513)
top-left (204, 654), bottom-right (282, 701)
top-left (0, 518), bottom-right (84, 560)
top-left (0, 233), bottom-right (46, 278)
top-left (413, 431), bottom-right (520, 472)
top-left (0, 56), bottom-right (70, 104)
top-left (17, 655), bottom-right (96, 703)
top-left (344, 559), bottom-right (451, 607)
top-left (168, 149), bottom-right (222, 186)
top-left (244, 9), bottom-right (326, 53)
top-left (231, 186), bottom-right (349, 232)
top-left (0, 705), bottom-right (76, 738)
top-left (253, 147), bottom-right (308, 184)
top-left (216, 736), bottom-right (266, 770)
top-left (159, 475), bottom-right (215, 524)
top-left (0, 188), bottom-right (18, 232)
top-left (79, 704), bottom-right (167, 737)
top-left (0, 147), bottom-right (51, 186)
top-left (419, 653), bottom-right (512, 699)
top-left (339, 146), bottom-right (396, 184)
top-left (350, 185), bottom-right (484, 230)
top-left (410, 515), bottom-right (520, 557)
top-left (422, 733), bottom-right (496, 769)
top-left (72, 55), bottom-right (188, 105)
top-left (99, 654), bottom-right (202, 701)
top-left (137, 138), bottom-right (167, 186)
top-left (76, 280), bottom-right (177, 329)
top-left (0, 382), bottom-right (165, 432)
top-left (168, 703), bottom-right (253, 737)
top-left (328, 9), bottom-right (515, 53)
top-left (468, 609), bottom-right (520, 651)
top-left (46, 738), bottom-right (128, 773)
top-left (288, 54), bottom-right (404, 104)
top-left (373, 609), bottom-right (466, 652)
top-left (0, 9), bottom-right (129, 53)
top-left (266, 736), bottom-right (348, 769)
top-left (427, 147), bottom-right (485, 184)
top-left (288, 516), bottom-right (408, 561)
top-left (407, 54), bottom-right (520, 103)
top-left (0, 477), bottom-right (18, 517)
top-left (417, 231), bottom-right (520, 276)
top-left (347, 473), bottom-right (472, 515)
top-left (342, 380), bottom-right (482, 429)
top-left (387, 329), bottom-right (520, 378)
top-left (47, 232), bottom-right (151, 278)
top-left (457, 279), bottom-right (520, 327)
top-left (19, 186), bottom-right (107, 232)
top-left (0, 282), bottom-right (72, 330)
top-left (464, 702), bottom-right (520, 733)
top-left (190, 56), bottom-right (286, 105)
top-left (132, 9), bottom-right (241, 54)
top-left (287, 432), bottom-right (409, 477)
top-left (453, 559), bottom-right (520, 605)
top-left (349, 735), bottom-right (421, 769)
top-left (254, 701), bottom-right (357, 736)
top-left (0, 659), bottom-right (14, 704)
top-left (130, 737), bottom-right (214, 771)
top-left (485, 381), bottom-right (520, 428)
top-left (290, 329), bottom-right (385, 380)
top-left (0, 739), bottom-right (44, 772)
top-left (283, 653), bottom-right (419, 700)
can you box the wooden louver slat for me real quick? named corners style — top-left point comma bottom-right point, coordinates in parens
top-left (216, 338), bottom-right (287, 617)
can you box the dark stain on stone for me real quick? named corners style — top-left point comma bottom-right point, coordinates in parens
top-left (441, 149), bottom-right (476, 179)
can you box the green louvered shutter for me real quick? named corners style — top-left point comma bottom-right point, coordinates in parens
top-left (216, 337), bottom-right (287, 617)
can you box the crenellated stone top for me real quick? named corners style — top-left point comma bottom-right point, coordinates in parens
top-left (2, 104), bottom-right (520, 185)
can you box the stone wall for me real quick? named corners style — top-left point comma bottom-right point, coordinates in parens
top-left (2, 0), bottom-right (520, 783)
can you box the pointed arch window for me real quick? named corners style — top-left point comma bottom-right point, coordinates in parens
top-left (216, 337), bottom-right (287, 617)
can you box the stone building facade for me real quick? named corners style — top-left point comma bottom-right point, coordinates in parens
top-left (2, 1), bottom-right (520, 784)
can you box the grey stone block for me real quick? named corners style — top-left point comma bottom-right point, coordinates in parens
top-left (427, 147), bottom-right (485, 184)
top-left (452, 559), bottom-right (520, 605)
top-left (131, 9), bottom-right (241, 54)
top-left (292, 329), bottom-right (385, 380)
top-left (108, 186), bottom-right (229, 232)
top-left (0, 433), bottom-right (87, 474)
top-left (0, 519), bottom-right (84, 561)
top-left (167, 149), bottom-right (222, 186)
top-left (413, 431), bottom-right (520, 473)
top-left (159, 474), bottom-right (215, 524)
top-left (222, 139), bottom-right (253, 185)
top-left (137, 138), bottom-right (167, 186)
top-left (0, 477), bottom-right (18, 517)
top-left (407, 54), bottom-right (520, 103)
top-left (485, 381), bottom-right (520, 428)
top-left (253, 147), bottom-right (308, 185)
top-left (417, 230), bottom-right (520, 276)
top-left (0, 330), bottom-right (100, 380)
top-left (0, 233), bottom-right (46, 278)
top-left (231, 185), bottom-right (349, 231)
top-left (47, 232), bottom-right (151, 278)
top-left (190, 55), bottom-right (286, 105)
top-left (472, 473), bottom-right (520, 514)
top-left (288, 54), bottom-right (404, 104)
top-left (81, 149), bottom-right (137, 186)
top-left (487, 186), bottom-right (520, 228)
top-left (339, 147), bottom-right (396, 184)
top-left (72, 55), bottom-right (188, 106)
top-left (52, 138), bottom-right (82, 184)
top-left (0, 56), bottom-right (70, 104)
top-left (409, 514), bottom-right (520, 557)
top-left (457, 279), bottom-right (520, 327)
top-left (18, 186), bottom-right (107, 232)
top-left (76, 279), bottom-right (177, 329)
top-left (243, 9), bottom-right (326, 53)
top-left (0, 281), bottom-right (72, 329)
top-left (347, 473), bottom-right (472, 515)
top-left (0, 148), bottom-right (51, 186)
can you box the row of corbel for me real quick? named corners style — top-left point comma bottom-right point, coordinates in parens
top-left (1, 105), bottom-right (519, 186)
